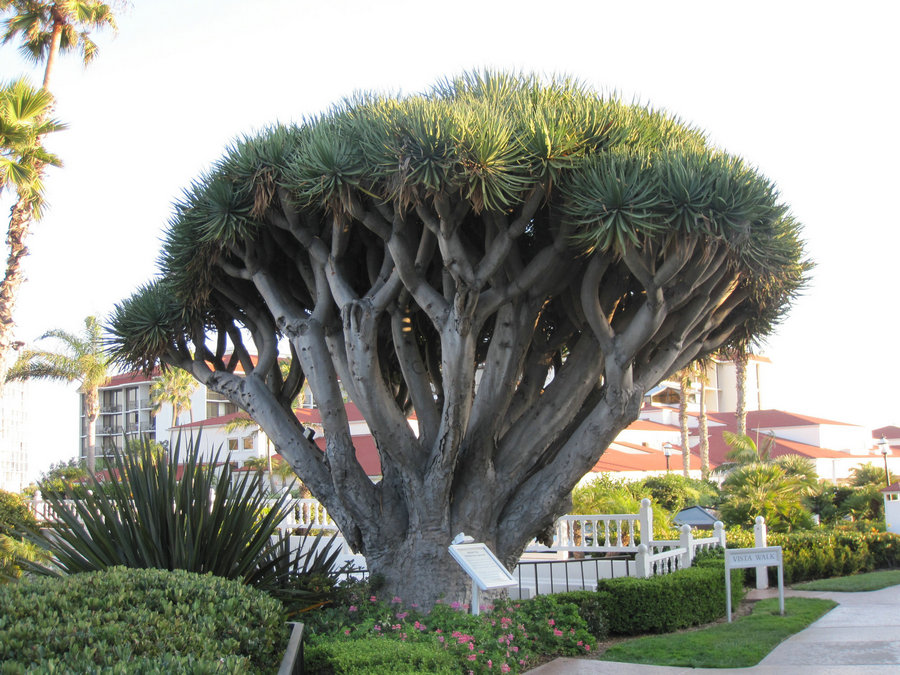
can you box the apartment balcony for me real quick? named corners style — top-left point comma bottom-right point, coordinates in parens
top-left (98, 425), bottom-right (124, 436)
top-left (100, 404), bottom-right (122, 413)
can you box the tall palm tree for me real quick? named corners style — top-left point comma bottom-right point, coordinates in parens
top-left (677, 368), bottom-right (691, 477)
top-left (0, 0), bottom-right (118, 90)
top-left (149, 366), bottom-right (197, 448)
top-left (0, 1), bottom-right (117, 389)
top-left (0, 77), bottom-right (64, 388)
top-left (6, 315), bottom-right (110, 471)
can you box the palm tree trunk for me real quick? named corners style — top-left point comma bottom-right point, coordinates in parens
top-left (679, 373), bottom-right (690, 477)
top-left (699, 379), bottom-right (710, 480)
top-left (0, 200), bottom-right (33, 391)
top-left (42, 18), bottom-right (64, 90)
top-left (735, 351), bottom-right (748, 436)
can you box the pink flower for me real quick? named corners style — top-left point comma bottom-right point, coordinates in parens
top-left (585, 644), bottom-right (591, 652)
top-left (348, 605), bottom-right (357, 612)
top-left (370, 595), bottom-right (377, 602)
top-left (548, 619), bottom-right (555, 626)
top-left (396, 611), bottom-right (408, 620)
top-left (468, 642), bottom-right (474, 650)
top-left (374, 625), bottom-right (381, 632)
top-left (438, 635), bottom-right (445, 643)
top-left (577, 640), bottom-right (583, 647)
top-left (488, 660), bottom-right (493, 669)
top-left (451, 601), bottom-right (461, 610)
top-left (467, 655), bottom-right (477, 661)
top-left (501, 665), bottom-right (511, 673)
top-left (344, 629), bottom-right (350, 635)
top-left (553, 628), bottom-right (563, 637)
top-left (391, 596), bottom-right (402, 604)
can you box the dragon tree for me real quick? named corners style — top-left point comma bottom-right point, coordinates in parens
top-left (108, 72), bottom-right (808, 608)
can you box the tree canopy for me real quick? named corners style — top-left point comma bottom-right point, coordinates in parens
top-left (108, 71), bottom-right (809, 606)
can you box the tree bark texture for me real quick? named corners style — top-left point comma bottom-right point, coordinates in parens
top-left (0, 199), bottom-right (33, 390)
top-left (735, 351), bottom-right (748, 437)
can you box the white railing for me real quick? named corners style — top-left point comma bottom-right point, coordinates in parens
top-left (30, 493), bottom-right (724, 581)
top-left (30, 494), bottom-right (339, 534)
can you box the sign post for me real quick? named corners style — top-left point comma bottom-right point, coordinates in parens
top-left (724, 546), bottom-right (784, 622)
top-left (448, 542), bottom-right (517, 615)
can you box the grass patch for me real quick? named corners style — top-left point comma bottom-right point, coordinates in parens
top-left (599, 597), bottom-right (835, 668)
top-left (792, 569), bottom-right (900, 592)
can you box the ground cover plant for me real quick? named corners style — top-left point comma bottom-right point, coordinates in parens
top-left (792, 569), bottom-right (900, 592)
top-left (303, 586), bottom-right (595, 674)
top-left (599, 596), bottom-right (835, 668)
top-left (0, 566), bottom-right (287, 673)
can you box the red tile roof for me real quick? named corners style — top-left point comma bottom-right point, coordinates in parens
top-left (874, 426), bottom-right (900, 438)
top-left (881, 481), bottom-right (900, 494)
top-left (274, 434), bottom-right (382, 477)
top-left (627, 419), bottom-right (678, 431)
top-left (708, 409), bottom-right (856, 429)
top-left (590, 442), bottom-right (702, 473)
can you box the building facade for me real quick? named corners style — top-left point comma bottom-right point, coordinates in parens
top-left (0, 381), bottom-right (29, 492)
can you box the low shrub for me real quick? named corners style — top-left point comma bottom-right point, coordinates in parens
top-left (551, 590), bottom-right (608, 639)
top-left (725, 528), bottom-right (900, 584)
top-left (0, 566), bottom-right (288, 673)
top-left (594, 560), bottom-right (743, 635)
top-left (303, 584), bottom-right (595, 673)
top-left (305, 637), bottom-right (458, 674)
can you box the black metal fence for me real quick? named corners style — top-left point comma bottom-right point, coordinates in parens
top-left (512, 554), bottom-right (635, 598)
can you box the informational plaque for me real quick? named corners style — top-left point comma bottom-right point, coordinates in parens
top-left (724, 546), bottom-right (784, 621)
top-left (448, 542), bottom-right (516, 615)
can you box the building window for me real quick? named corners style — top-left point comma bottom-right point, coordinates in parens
top-left (243, 436), bottom-right (254, 451)
top-left (228, 439), bottom-right (238, 452)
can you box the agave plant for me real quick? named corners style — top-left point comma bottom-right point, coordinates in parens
top-left (25, 434), bottom-right (345, 612)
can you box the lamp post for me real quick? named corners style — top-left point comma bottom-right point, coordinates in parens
top-left (663, 441), bottom-right (673, 474)
top-left (879, 436), bottom-right (891, 489)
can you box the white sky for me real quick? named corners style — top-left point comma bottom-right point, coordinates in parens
top-left (2, 0), bottom-right (898, 481)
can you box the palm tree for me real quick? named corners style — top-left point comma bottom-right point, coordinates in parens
top-left (1, 0), bottom-right (118, 90)
top-left (6, 315), bottom-right (110, 471)
top-left (0, 78), bottom-right (64, 388)
top-left (149, 365), bottom-right (197, 447)
top-left (0, 1), bottom-right (117, 388)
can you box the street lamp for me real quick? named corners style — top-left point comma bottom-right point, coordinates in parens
top-left (663, 442), bottom-right (673, 474)
top-left (878, 436), bottom-right (891, 489)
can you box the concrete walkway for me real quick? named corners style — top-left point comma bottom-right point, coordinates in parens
top-left (528, 584), bottom-right (900, 674)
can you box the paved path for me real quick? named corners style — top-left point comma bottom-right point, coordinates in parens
top-left (528, 584), bottom-right (900, 674)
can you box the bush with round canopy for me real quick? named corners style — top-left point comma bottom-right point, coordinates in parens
top-left (108, 71), bottom-right (808, 608)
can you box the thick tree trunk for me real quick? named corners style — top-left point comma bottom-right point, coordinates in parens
top-left (364, 527), bottom-right (473, 609)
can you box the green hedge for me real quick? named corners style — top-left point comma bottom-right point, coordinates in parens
top-left (0, 567), bottom-right (287, 673)
top-left (305, 637), bottom-right (458, 674)
top-left (725, 529), bottom-right (900, 584)
top-left (592, 560), bottom-right (743, 635)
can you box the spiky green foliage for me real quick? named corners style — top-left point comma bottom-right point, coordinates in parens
top-left (105, 71), bottom-right (809, 607)
top-left (0, 77), bottom-right (63, 211)
top-left (24, 435), bottom-right (345, 612)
